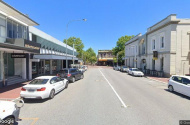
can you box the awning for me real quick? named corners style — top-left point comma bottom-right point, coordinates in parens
top-left (33, 54), bottom-right (78, 60)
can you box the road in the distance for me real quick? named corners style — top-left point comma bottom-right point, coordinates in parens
top-left (18, 66), bottom-right (190, 125)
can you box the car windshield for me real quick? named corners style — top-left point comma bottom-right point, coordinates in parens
top-left (123, 66), bottom-right (127, 68)
top-left (29, 79), bottom-right (49, 85)
top-left (132, 69), bottom-right (140, 71)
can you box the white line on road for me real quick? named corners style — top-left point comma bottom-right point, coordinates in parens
top-left (99, 68), bottom-right (127, 108)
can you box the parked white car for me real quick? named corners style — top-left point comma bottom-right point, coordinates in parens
top-left (0, 99), bottom-right (24, 125)
top-left (168, 75), bottom-right (190, 97)
top-left (128, 68), bottom-right (144, 77)
top-left (20, 76), bottom-right (69, 100)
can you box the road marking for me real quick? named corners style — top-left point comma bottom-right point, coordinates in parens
top-left (99, 69), bottom-right (127, 108)
top-left (20, 118), bottom-right (39, 125)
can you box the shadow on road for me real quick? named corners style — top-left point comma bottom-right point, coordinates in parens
top-left (24, 98), bottom-right (49, 103)
top-left (164, 89), bottom-right (190, 100)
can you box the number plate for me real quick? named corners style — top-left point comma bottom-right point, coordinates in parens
top-left (28, 89), bottom-right (35, 92)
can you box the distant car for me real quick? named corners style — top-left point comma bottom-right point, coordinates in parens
top-left (120, 66), bottom-right (128, 72)
top-left (57, 68), bottom-right (84, 83)
top-left (0, 99), bottom-right (24, 125)
top-left (113, 66), bottom-right (117, 70)
top-left (20, 76), bottom-right (68, 100)
top-left (83, 65), bottom-right (88, 71)
top-left (114, 66), bottom-right (121, 71)
top-left (168, 75), bottom-right (190, 97)
top-left (128, 68), bottom-right (144, 77)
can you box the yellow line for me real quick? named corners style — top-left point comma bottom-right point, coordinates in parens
top-left (20, 118), bottom-right (39, 125)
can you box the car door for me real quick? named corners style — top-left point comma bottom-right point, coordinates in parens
top-left (182, 77), bottom-right (190, 96)
top-left (171, 76), bottom-right (183, 93)
top-left (56, 77), bottom-right (65, 90)
top-left (76, 69), bottom-right (81, 79)
top-left (50, 77), bottom-right (60, 93)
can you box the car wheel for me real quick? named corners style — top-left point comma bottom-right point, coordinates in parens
top-left (80, 74), bottom-right (84, 79)
top-left (168, 85), bottom-right (174, 92)
top-left (71, 77), bottom-right (75, 83)
top-left (4, 117), bottom-right (15, 125)
top-left (49, 89), bottom-right (55, 99)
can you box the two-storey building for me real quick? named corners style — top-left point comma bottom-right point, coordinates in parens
top-left (98, 50), bottom-right (114, 66)
top-left (0, 1), bottom-right (77, 86)
top-left (125, 14), bottom-right (190, 77)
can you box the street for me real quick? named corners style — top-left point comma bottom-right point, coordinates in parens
top-left (18, 67), bottom-right (190, 125)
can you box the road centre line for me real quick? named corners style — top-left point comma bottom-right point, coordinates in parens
top-left (99, 68), bottom-right (127, 108)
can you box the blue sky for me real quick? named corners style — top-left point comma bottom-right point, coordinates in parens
top-left (4, 0), bottom-right (190, 54)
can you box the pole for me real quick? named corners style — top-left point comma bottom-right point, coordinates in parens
top-left (135, 46), bottom-right (136, 68)
top-left (66, 23), bottom-right (69, 68)
top-left (73, 43), bottom-right (74, 65)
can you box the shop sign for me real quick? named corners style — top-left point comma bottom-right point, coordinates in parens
top-left (11, 53), bottom-right (26, 58)
top-left (24, 40), bottom-right (41, 53)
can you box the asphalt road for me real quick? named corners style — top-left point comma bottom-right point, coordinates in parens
top-left (18, 67), bottom-right (190, 125)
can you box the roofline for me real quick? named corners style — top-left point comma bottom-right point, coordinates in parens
top-left (0, 0), bottom-right (39, 25)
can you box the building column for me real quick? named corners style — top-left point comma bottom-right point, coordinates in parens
top-left (22, 58), bottom-right (26, 79)
top-left (29, 59), bottom-right (32, 80)
top-left (0, 51), bottom-right (4, 80)
top-left (43, 60), bottom-right (46, 74)
top-left (50, 60), bottom-right (52, 74)
top-left (61, 60), bottom-right (63, 69)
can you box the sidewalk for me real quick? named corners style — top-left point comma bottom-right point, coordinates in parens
top-left (0, 81), bottom-right (29, 99)
top-left (145, 76), bottom-right (169, 84)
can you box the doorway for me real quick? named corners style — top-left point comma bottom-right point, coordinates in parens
top-left (3, 53), bottom-right (14, 78)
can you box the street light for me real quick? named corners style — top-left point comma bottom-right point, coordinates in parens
top-left (65, 19), bottom-right (87, 68)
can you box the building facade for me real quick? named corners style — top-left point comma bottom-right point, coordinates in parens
top-left (125, 14), bottom-right (190, 77)
top-left (97, 50), bottom-right (113, 66)
top-left (0, 1), bottom-right (77, 86)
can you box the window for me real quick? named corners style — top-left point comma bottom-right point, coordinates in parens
top-left (152, 39), bottom-right (156, 50)
top-left (0, 26), bottom-right (5, 37)
top-left (50, 77), bottom-right (58, 84)
top-left (7, 19), bottom-right (13, 38)
top-left (182, 78), bottom-right (190, 85)
top-left (160, 36), bottom-right (164, 48)
top-left (172, 76), bottom-right (182, 83)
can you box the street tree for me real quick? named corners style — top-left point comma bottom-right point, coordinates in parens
top-left (112, 35), bottom-right (134, 64)
top-left (63, 37), bottom-right (84, 58)
top-left (85, 48), bottom-right (97, 64)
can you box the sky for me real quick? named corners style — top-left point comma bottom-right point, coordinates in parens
top-left (3, 0), bottom-right (190, 54)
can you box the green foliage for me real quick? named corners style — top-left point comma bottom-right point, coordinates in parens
top-left (63, 37), bottom-right (84, 58)
top-left (84, 48), bottom-right (97, 64)
top-left (112, 35), bottom-right (134, 63)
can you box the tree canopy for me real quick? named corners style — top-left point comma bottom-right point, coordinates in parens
top-left (63, 37), bottom-right (84, 58)
top-left (84, 47), bottom-right (97, 64)
top-left (112, 35), bottom-right (134, 63)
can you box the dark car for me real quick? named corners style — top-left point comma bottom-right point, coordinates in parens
top-left (57, 68), bottom-right (84, 83)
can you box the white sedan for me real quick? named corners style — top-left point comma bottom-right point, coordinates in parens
top-left (20, 76), bottom-right (69, 100)
top-left (0, 99), bottom-right (24, 125)
top-left (128, 68), bottom-right (144, 77)
top-left (168, 75), bottom-right (190, 97)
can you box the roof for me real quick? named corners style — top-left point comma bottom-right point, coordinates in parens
top-left (35, 76), bottom-right (56, 79)
top-left (0, 1), bottom-right (38, 26)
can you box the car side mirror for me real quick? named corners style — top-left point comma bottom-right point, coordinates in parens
top-left (14, 99), bottom-right (24, 108)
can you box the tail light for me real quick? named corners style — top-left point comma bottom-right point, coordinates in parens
top-left (67, 74), bottom-right (71, 77)
top-left (37, 87), bottom-right (46, 91)
top-left (21, 87), bottom-right (26, 91)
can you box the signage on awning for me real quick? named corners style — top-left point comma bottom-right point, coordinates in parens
top-left (11, 53), bottom-right (26, 58)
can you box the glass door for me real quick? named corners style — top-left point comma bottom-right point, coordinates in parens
top-left (3, 53), bottom-right (14, 78)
